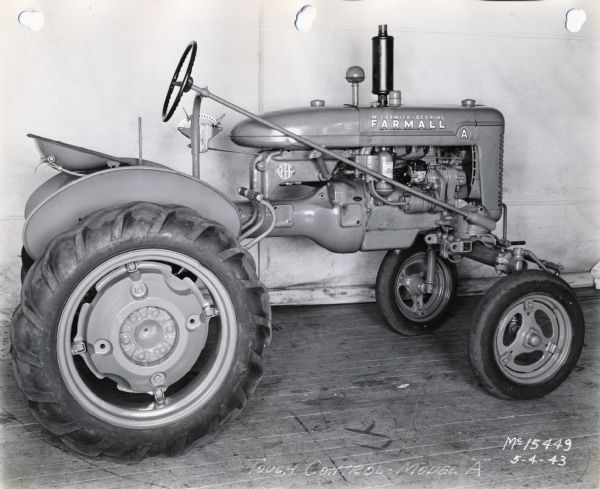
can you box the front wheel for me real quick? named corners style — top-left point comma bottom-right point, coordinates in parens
top-left (11, 202), bottom-right (271, 459)
top-left (468, 270), bottom-right (584, 400)
top-left (375, 242), bottom-right (457, 336)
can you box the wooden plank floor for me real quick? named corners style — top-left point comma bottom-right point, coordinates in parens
top-left (0, 291), bottom-right (598, 489)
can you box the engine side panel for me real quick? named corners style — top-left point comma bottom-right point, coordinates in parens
top-left (24, 167), bottom-right (241, 259)
top-left (362, 208), bottom-right (439, 251)
top-left (268, 181), bottom-right (367, 253)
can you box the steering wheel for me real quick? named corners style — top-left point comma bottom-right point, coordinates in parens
top-left (162, 41), bottom-right (197, 122)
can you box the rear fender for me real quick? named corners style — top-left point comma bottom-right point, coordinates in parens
top-left (24, 166), bottom-right (241, 259)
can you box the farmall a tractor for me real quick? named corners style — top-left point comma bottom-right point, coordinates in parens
top-left (12, 26), bottom-right (584, 459)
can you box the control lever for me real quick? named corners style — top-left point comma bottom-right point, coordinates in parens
top-left (237, 186), bottom-right (264, 202)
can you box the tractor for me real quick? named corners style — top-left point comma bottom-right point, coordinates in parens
top-left (11, 25), bottom-right (584, 459)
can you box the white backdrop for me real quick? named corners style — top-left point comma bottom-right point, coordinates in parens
top-left (1, 0), bottom-right (598, 308)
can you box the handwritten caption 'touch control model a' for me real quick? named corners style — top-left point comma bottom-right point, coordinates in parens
top-left (503, 436), bottom-right (571, 466)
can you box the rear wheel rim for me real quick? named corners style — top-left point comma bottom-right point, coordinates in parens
top-left (57, 249), bottom-right (237, 429)
top-left (493, 293), bottom-right (571, 385)
top-left (394, 252), bottom-right (453, 323)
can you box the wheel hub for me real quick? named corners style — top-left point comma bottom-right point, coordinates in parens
top-left (394, 252), bottom-right (453, 322)
top-left (526, 331), bottom-right (542, 348)
top-left (74, 261), bottom-right (212, 393)
top-left (57, 247), bottom-right (239, 430)
top-left (494, 293), bottom-right (571, 384)
top-left (120, 306), bottom-right (178, 365)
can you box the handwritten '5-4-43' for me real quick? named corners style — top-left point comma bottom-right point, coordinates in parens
top-left (510, 454), bottom-right (566, 466)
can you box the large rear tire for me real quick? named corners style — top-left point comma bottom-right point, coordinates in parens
top-left (20, 246), bottom-right (34, 283)
top-left (468, 270), bottom-right (584, 400)
top-left (375, 241), bottom-right (457, 336)
top-left (11, 202), bottom-right (271, 459)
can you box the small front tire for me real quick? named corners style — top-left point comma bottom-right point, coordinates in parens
top-left (375, 241), bottom-right (457, 336)
top-left (468, 270), bottom-right (584, 400)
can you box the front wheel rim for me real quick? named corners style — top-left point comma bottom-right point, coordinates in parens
top-left (493, 293), bottom-right (572, 385)
top-left (57, 249), bottom-right (238, 429)
top-left (394, 253), bottom-right (453, 322)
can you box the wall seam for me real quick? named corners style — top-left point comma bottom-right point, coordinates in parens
top-left (257, 0), bottom-right (264, 280)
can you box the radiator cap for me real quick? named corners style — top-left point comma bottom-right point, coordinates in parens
top-left (310, 99), bottom-right (325, 107)
top-left (461, 98), bottom-right (476, 108)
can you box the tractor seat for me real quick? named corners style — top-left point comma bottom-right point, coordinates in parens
top-left (28, 134), bottom-right (131, 171)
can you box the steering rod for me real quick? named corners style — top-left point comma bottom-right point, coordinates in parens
top-left (188, 84), bottom-right (496, 232)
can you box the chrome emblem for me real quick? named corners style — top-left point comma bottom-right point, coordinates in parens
top-left (276, 162), bottom-right (295, 180)
top-left (458, 127), bottom-right (473, 140)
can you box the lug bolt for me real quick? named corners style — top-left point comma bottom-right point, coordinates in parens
top-left (151, 372), bottom-right (166, 387)
top-left (130, 282), bottom-right (148, 299)
top-left (186, 314), bottom-right (201, 331)
top-left (93, 339), bottom-right (112, 356)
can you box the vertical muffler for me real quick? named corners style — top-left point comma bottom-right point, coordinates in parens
top-left (372, 24), bottom-right (394, 106)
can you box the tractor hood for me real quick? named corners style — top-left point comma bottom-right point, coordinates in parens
top-left (231, 107), bottom-right (360, 149)
top-left (230, 104), bottom-right (504, 149)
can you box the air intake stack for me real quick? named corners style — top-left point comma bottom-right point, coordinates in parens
top-left (372, 24), bottom-right (394, 106)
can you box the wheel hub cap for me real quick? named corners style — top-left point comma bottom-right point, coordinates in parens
top-left (526, 331), bottom-right (542, 348)
top-left (120, 306), bottom-right (178, 365)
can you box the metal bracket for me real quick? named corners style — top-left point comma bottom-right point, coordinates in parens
top-left (153, 387), bottom-right (166, 408)
top-left (546, 343), bottom-right (561, 355)
top-left (201, 304), bottom-right (219, 319)
top-left (71, 341), bottom-right (87, 355)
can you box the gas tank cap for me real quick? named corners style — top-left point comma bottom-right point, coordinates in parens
top-left (461, 98), bottom-right (476, 108)
top-left (310, 99), bottom-right (325, 107)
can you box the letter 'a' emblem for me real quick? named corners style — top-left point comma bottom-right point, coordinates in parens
top-left (458, 127), bottom-right (472, 140)
top-left (276, 162), bottom-right (295, 180)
